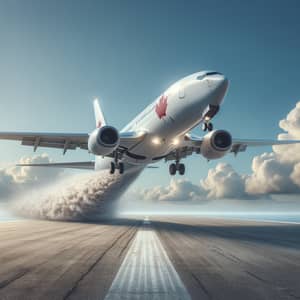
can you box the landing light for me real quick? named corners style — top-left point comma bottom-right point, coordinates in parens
top-left (172, 138), bottom-right (180, 145)
top-left (152, 137), bottom-right (161, 145)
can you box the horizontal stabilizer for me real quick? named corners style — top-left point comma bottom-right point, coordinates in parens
top-left (16, 161), bottom-right (95, 170)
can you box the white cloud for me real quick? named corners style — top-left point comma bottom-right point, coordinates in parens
top-left (245, 101), bottom-right (300, 194)
top-left (0, 153), bottom-right (63, 200)
top-left (245, 152), bottom-right (299, 194)
top-left (290, 162), bottom-right (300, 187)
top-left (201, 163), bottom-right (247, 199)
top-left (137, 178), bottom-right (207, 203)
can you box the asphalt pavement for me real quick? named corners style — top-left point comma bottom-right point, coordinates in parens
top-left (0, 216), bottom-right (300, 299)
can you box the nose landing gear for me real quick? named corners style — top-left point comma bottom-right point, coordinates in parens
top-left (110, 161), bottom-right (124, 174)
top-left (169, 161), bottom-right (185, 176)
top-left (110, 151), bottom-right (125, 175)
top-left (202, 122), bottom-right (213, 132)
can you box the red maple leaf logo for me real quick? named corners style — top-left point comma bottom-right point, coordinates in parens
top-left (155, 95), bottom-right (168, 119)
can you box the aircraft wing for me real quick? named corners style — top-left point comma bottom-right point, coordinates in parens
top-left (0, 131), bottom-right (147, 155)
top-left (164, 134), bottom-right (300, 161)
top-left (229, 138), bottom-right (300, 154)
top-left (0, 132), bottom-right (89, 154)
top-left (17, 161), bottom-right (95, 170)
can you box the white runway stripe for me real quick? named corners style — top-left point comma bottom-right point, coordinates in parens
top-left (104, 224), bottom-right (191, 300)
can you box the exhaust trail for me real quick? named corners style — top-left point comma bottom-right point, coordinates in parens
top-left (12, 166), bottom-right (143, 221)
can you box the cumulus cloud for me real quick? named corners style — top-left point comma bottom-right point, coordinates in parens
top-left (245, 152), bottom-right (299, 194)
top-left (134, 163), bottom-right (247, 203)
top-left (137, 178), bottom-right (207, 203)
top-left (201, 163), bottom-right (246, 199)
top-left (244, 102), bottom-right (300, 194)
top-left (136, 101), bottom-right (300, 202)
top-left (291, 163), bottom-right (300, 187)
top-left (0, 153), bottom-right (63, 200)
top-left (274, 102), bottom-right (300, 164)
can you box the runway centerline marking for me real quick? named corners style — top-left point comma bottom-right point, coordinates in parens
top-left (104, 218), bottom-right (191, 300)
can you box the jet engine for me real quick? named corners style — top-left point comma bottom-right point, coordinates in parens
top-left (201, 130), bottom-right (232, 159)
top-left (88, 126), bottom-right (120, 156)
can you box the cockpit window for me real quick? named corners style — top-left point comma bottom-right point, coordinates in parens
top-left (196, 74), bottom-right (206, 80)
top-left (197, 71), bottom-right (222, 80)
top-left (206, 71), bottom-right (222, 76)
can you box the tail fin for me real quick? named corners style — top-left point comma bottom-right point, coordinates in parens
top-left (93, 98), bottom-right (106, 128)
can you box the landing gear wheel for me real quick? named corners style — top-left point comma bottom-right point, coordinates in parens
top-left (119, 162), bottom-right (124, 174)
top-left (169, 163), bottom-right (177, 176)
top-left (202, 122), bottom-right (208, 131)
top-left (207, 122), bottom-right (213, 131)
top-left (178, 163), bottom-right (185, 175)
top-left (110, 162), bottom-right (116, 174)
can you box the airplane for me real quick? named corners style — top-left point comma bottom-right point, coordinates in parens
top-left (0, 70), bottom-right (299, 176)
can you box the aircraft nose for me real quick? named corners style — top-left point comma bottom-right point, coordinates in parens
top-left (211, 73), bottom-right (228, 90)
top-left (208, 74), bottom-right (229, 103)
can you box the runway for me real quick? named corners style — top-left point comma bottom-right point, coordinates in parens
top-left (0, 217), bottom-right (300, 299)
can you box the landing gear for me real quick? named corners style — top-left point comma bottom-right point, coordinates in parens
top-left (178, 163), bottom-right (185, 175)
top-left (110, 151), bottom-right (125, 175)
top-left (110, 162), bottom-right (116, 174)
top-left (169, 161), bottom-right (185, 176)
top-left (119, 162), bottom-right (124, 174)
top-left (109, 161), bottom-right (125, 175)
top-left (169, 163), bottom-right (177, 175)
top-left (202, 122), bottom-right (213, 132)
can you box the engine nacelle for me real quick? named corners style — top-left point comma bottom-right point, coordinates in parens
top-left (88, 126), bottom-right (120, 156)
top-left (201, 130), bottom-right (232, 159)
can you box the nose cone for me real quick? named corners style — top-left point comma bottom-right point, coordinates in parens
top-left (208, 74), bottom-right (229, 104)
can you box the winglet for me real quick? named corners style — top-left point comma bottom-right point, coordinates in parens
top-left (93, 98), bottom-right (106, 128)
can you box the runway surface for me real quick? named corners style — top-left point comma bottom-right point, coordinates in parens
top-left (0, 216), bottom-right (300, 299)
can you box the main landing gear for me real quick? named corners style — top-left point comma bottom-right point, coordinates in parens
top-left (202, 122), bottom-right (213, 132)
top-left (169, 161), bottom-right (185, 176)
top-left (110, 151), bottom-right (124, 175)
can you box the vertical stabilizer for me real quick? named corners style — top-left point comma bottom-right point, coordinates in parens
top-left (93, 98), bottom-right (106, 128)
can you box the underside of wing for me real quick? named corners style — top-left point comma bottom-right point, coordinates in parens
top-left (0, 128), bottom-right (147, 159)
top-left (17, 161), bottom-right (95, 170)
top-left (0, 132), bottom-right (89, 154)
top-left (164, 133), bottom-right (300, 161)
top-left (230, 138), bottom-right (300, 154)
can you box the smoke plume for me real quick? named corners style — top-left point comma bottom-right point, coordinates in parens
top-left (12, 166), bottom-right (143, 221)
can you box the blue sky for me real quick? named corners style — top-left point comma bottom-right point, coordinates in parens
top-left (0, 0), bottom-right (300, 188)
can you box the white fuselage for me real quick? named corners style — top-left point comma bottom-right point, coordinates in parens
top-left (95, 71), bottom-right (228, 171)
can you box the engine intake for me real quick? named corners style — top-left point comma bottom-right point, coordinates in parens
top-left (88, 126), bottom-right (120, 156)
top-left (201, 130), bottom-right (232, 159)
